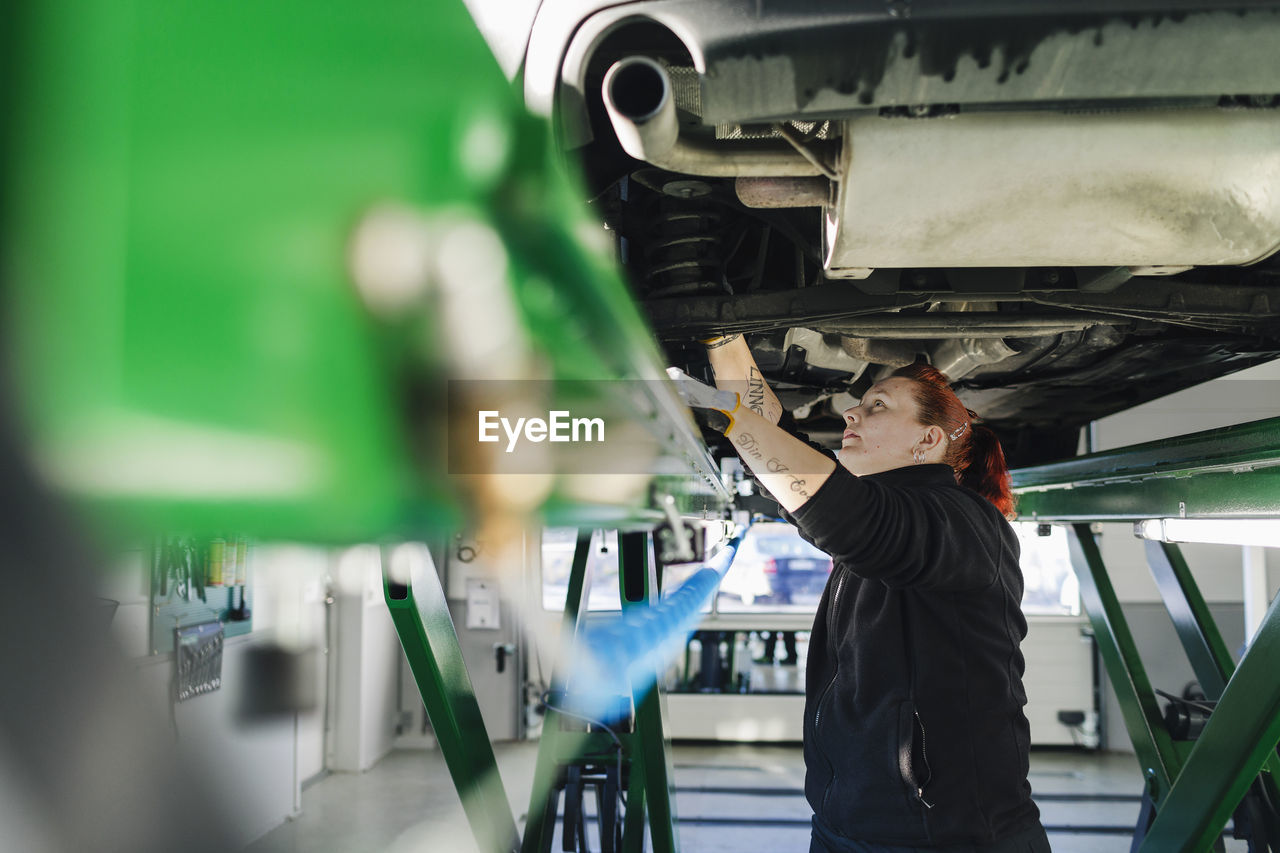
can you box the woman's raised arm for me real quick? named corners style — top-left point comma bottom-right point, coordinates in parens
top-left (703, 335), bottom-right (784, 424)
top-left (668, 367), bottom-right (836, 513)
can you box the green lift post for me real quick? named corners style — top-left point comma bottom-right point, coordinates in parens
top-left (386, 528), bottom-right (684, 853)
top-left (384, 546), bottom-right (521, 853)
top-left (1013, 416), bottom-right (1280, 852)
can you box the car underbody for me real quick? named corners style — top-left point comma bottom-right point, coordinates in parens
top-left (513, 1), bottom-right (1280, 464)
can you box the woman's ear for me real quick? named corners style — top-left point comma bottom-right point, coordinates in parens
top-left (920, 424), bottom-right (946, 451)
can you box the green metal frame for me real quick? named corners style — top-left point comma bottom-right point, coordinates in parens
top-left (1013, 421), bottom-right (1280, 851)
top-left (522, 530), bottom-right (602, 853)
top-left (1142, 540), bottom-right (1280, 847)
top-left (10, 0), bottom-right (729, 546)
top-left (619, 531), bottom-right (681, 853)
top-left (1144, 540), bottom-right (1236, 699)
top-left (1141, 588), bottom-right (1280, 851)
top-left (519, 529), bottom-right (681, 853)
top-left (1014, 416), bottom-right (1280, 521)
top-left (381, 525), bottom-right (686, 853)
top-left (1066, 526), bottom-right (1187, 803)
top-left (383, 547), bottom-right (519, 853)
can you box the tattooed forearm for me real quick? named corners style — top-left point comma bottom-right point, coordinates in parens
top-left (727, 414), bottom-right (832, 511)
top-left (746, 366), bottom-right (767, 416)
top-left (766, 456), bottom-right (810, 496)
top-left (733, 430), bottom-right (764, 461)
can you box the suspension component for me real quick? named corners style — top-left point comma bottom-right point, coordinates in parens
top-left (638, 193), bottom-right (729, 298)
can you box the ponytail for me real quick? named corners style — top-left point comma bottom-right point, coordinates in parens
top-left (957, 425), bottom-right (1016, 519)
top-left (890, 364), bottom-right (1017, 519)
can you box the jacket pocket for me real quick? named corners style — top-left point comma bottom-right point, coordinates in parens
top-left (897, 702), bottom-right (935, 809)
top-left (812, 677), bottom-right (838, 812)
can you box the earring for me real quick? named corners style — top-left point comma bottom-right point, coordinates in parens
top-left (912, 448), bottom-right (925, 464)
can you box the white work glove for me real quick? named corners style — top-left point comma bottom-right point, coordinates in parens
top-left (666, 366), bottom-right (741, 435)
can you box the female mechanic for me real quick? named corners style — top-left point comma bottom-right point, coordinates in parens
top-left (672, 334), bottom-right (1050, 853)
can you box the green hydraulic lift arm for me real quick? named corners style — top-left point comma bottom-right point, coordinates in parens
top-left (1014, 416), bottom-right (1280, 521)
top-left (383, 546), bottom-right (520, 853)
top-left (618, 530), bottom-right (680, 853)
top-left (1067, 525), bottom-right (1184, 803)
top-left (1140, 589), bottom-right (1280, 852)
top-left (522, 530), bottom-right (595, 853)
top-left (1012, 420), bottom-right (1280, 850)
top-left (1144, 540), bottom-right (1280, 844)
top-left (1144, 540), bottom-right (1236, 699)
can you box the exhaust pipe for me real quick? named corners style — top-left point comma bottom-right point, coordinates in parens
top-left (601, 57), bottom-right (826, 178)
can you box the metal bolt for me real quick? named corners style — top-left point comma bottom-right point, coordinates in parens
top-left (1044, 271), bottom-right (1061, 285)
top-left (661, 180), bottom-right (711, 199)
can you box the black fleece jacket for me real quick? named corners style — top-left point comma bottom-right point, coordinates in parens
top-left (784, 462), bottom-right (1040, 846)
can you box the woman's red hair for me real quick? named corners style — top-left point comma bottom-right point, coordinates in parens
top-left (890, 363), bottom-right (1016, 518)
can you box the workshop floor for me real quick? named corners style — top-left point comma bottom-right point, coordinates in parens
top-left (247, 743), bottom-right (1248, 852)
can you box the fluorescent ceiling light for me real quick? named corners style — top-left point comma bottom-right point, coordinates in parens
top-left (1134, 518), bottom-right (1280, 549)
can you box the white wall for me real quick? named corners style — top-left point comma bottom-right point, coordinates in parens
top-left (100, 544), bottom-right (337, 848)
top-left (1086, 358), bottom-right (1280, 752)
top-left (329, 545), bottom-right (402, 773)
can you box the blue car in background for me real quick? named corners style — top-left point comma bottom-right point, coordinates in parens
top-left (719, 522), bottom-right (833, 608)
top-left (751, 524), bottom-right (834, 605)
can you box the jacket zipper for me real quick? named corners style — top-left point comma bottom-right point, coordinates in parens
top-left (913, 710), bottom-right (935, 809)
top-left (814, 568), bottom-right (847, 814)
top-left (899, 593), bottom-right (936, 810)
top-left (812, 569), bottom-right (847, 732)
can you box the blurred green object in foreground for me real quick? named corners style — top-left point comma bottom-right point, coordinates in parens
top-left (4, 0), bottom-right (726, 546)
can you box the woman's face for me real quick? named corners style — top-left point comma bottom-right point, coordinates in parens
top-left (837, 377), bottom-right (941, 476)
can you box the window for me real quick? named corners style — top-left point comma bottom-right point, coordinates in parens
top-left (540, 528), bottom-right (621, 611)
top-left (1014, 522), bottom-right (1080, 616)
top-left (545, 522), bottom-right (1080, 616)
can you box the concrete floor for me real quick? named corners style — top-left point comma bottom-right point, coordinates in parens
top-left (247, 744), bottom-right (1247, 852)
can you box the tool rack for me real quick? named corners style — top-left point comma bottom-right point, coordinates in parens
top-left (1014, 416), bottom-right (1280, 852)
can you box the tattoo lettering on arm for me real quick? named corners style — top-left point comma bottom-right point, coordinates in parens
top-left (765, 456), bottom-right (810, 497)
top-left (733, 430), bottom-right (764, 461)
top-left (746, 366), bottom-right (767, 417)
top-left (745, 365), bottom-right (784, 423)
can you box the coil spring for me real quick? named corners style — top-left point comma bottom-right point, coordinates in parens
top-left (639, 196), bottom-right (728, 297)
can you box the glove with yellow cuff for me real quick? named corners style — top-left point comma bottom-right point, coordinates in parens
top-left (666, 366), bottom-right (741, 436)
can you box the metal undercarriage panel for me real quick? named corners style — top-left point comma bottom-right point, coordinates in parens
top-left (523, 0), bottom-right (1280, 465)
top-left (530, 1), bottom-right (1280, 135)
